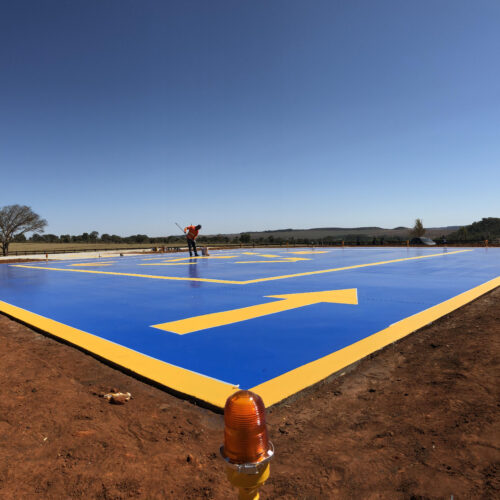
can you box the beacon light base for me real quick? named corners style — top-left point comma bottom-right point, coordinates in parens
top-left (220, 442), bottom-right (274, 475)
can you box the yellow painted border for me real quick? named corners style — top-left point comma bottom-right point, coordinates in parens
top-left (1, 276), bottom-right (498, 409)
top-left (3, 249), bottom-right (495, 410)
top-left (12, 250), bottom-right (471, 285)
top-left (250, 276), bottom-right (500, 407)
top-left (0, 300), bottom-right (238, 409)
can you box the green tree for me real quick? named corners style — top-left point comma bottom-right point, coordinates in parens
top-left (457, 226), bottom-right (468, 241)
top-left (240, 233), bottom-right (251, 243)
top-left (0, 204), bottom-right (47, 256)
top-left (411, 218), bottom-right (426, 237)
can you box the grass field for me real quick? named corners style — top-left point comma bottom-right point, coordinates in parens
top-left (6, 239), bottom-right (494, 256)
top-left (8, 242), bottom-right (172, 254)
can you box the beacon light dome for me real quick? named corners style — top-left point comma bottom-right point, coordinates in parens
top-left (221, 390), bottom-right (274, 472)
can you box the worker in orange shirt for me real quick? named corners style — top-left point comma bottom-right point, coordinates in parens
top-left (184, 224), bottom-right (202, 257)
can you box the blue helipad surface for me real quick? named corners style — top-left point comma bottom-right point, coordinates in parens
top-left (1, 247), bottom-right (499, 408)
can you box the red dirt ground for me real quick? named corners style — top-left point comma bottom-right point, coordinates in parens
top-left (0, 288), bottom-right (499, 499)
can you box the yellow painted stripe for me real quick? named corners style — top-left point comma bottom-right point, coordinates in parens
top-left (0, 300), bottom-right (238, 408)
top-left (251, 275), bottom-right (500, 407)
top-left (154, 257), bottom-right (197, 263)
top-left (12, 250), bottom-right (472, 286)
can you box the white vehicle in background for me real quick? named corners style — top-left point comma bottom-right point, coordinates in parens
top-left (410, 237), bottom-right (437, 246)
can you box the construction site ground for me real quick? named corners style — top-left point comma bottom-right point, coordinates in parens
top-left (0, 284), bottom-right (498, 499)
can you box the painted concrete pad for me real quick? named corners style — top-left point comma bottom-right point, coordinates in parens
top-left (1, 247), bottom-right (498, 409)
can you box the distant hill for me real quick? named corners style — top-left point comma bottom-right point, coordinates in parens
top-left (447, 218), bottom-right (500, 241)
top-left (231, 225), bottom-right (461, 242)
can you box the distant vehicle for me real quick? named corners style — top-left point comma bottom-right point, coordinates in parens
top-left (410, 237), bottom-right (436, 246)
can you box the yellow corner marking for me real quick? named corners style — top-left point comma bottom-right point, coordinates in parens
top-left (12, 250), bottom-right (472, 285)
top-left (251, 275), bottom-right (500, 407)
top-left (152, 289), bottom-right (358, 334)
top-left (0, 300), bottom-right (239, 408)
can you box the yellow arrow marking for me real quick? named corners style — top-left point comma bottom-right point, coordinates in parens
top-left (151, 289), bottom-right (358, 334)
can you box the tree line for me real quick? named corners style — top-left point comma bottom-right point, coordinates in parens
top-left (1, 205), bottom-right (497, 257)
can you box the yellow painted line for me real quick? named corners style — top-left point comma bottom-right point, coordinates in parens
top-left (152, 289), bottom-right (358, 335)
top-left (0, 300), bottom-right (239, 408)
top-left (253, 253), bottom-right (281, 258)
top-left (11, 265), bottom-right (244, 285)
top-left (12, 250), bottom-right (472, 285)
top-left (157, 257), bottom-right (199, 263)
top-left (241, 250), bottom-right (473, 284)
top-left (251, 275), bottom-right (500, 407)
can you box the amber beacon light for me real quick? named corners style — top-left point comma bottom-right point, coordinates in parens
top-left (221, 390), bottom-right (274, 500)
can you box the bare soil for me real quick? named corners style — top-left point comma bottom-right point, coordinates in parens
top-left (0, 288), bottom-right (499, 499)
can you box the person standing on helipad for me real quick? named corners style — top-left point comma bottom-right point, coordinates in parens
top-left (184, 224), bottom-right (201, 257)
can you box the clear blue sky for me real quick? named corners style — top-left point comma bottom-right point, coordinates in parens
top-left (1, 1), bottom-right (499, 236)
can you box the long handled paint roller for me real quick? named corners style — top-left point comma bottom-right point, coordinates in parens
top-left (175, 222), bottom-right (185, 234)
